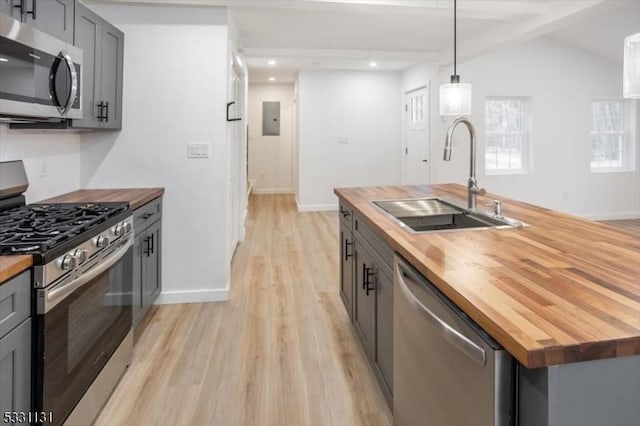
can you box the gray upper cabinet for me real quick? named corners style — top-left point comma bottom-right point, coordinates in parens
top-left (73, 2), bottom-right (124, 130)
top-left (25, 0), bottom-right (74, 43)
top-left (99, 21), bottom-right (124, 130)
top-left (0, 0), bottom-right (73, 43)
top-left (73, 3), bottom-right (101, 129)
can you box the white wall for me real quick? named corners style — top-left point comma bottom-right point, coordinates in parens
top-left (432, 37), bottom-right (640, 219)
top-left (297, 69), bottom-right (402, 210)
top-left (0, 125), bottom-right (81, 202)
top-left (80, 3), bottom-right (231, 302)
top-left (248, 83), bottom-right (295, 194)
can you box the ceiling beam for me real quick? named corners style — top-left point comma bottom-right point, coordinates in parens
top-left (89, 0), bottom-right (550, 20)
top-left (445, 0), bottom-right (630, 66)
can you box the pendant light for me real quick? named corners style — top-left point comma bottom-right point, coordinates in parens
top-left (623, 33), bottom-right (640, 98)
top-left (439, 0), bottom-right (471, 116)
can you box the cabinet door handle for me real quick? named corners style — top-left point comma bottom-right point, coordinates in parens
top-left (26, 0), bottom-right (35, 19)
top-left (150, 233), bottom-right (155, 255)
top-left (344, 239), bottom-right (353, 260)
top-left (104, 101), bottom-right (109, 122)
top-left (14, 0), bottom-right (24, 15)
top-left (363, 265), bottom-right (376, 295)
top-left (143, 236), bottom-right (151, 256)
top-left (97, 101), bottom-right (104, 122)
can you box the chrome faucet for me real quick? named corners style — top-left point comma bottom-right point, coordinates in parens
top-left (443, 117), bottom-right (485, 210)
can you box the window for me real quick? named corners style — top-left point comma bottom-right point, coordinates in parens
top-left (484, 97), bottom-right (529, 174)
top-left (410, 93), bottom-right (426, 123)
top-left (590, 100), bottom-right (626, 171)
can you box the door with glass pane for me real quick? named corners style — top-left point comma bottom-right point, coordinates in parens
top-left (403, 86), bottom-right (430, 185)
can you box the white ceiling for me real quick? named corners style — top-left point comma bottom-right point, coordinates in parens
top-left (548, 2), bottom-right (640, 64)
top-left (92, 0), bottom-right (639, 82)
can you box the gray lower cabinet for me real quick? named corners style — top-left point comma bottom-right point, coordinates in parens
top-left (353, 239), bottom-right (376, 357)
top-left (132, 198), bottom-right (162, 327)
top-left (339, 221), bottom-right (354, 319)
top-left (374, 265), bottom-right (393, 399)
top-left (0, 0), bottom-right (73, 43)
top-left (0, 0), bottom-right (21, 20)
top-left (0, 270), bottom-right (31, 426)
top-left (73, 2), bottom-right (124, 130)
top-left (342, 211), bottom-right (393, 406)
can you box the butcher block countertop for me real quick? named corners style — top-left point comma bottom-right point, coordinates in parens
top-left (0, 256), bottom-right (32, 285)
top-left (335, 184), bottom-right (640, 368)
top-left (40, 188), bottom-right (164, 210)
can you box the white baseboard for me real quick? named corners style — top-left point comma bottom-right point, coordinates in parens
top-left (252, 188), bottom-right (293, 194)
top-left (155, 285), bottom-right (229, 304)
top-left (579, 211), bottom-right (640, 221)
top-left (297, 203), bottom-right (338, 212)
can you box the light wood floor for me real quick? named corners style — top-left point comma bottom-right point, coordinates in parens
top-left (96, 195), bottom-right (392, 426)
top-left (603, 219), bottom-right (640, 233)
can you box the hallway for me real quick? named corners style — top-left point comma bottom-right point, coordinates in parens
top-left (96, 194), bottom-right (391, 426)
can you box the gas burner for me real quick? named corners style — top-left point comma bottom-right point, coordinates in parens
top-left (0, 202), bottom-right (129, 256)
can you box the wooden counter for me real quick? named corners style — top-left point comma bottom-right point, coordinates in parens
top-left (335, 184), bottom-right (640, 368)
top-left (40, 188), bottom-right (164, 210)
top-left (0, 256), bottom-right (32, 284)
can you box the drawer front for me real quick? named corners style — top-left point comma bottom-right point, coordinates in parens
top-left (0, 270), bottom-right (31, 339)
top-left (339, 202), bottom-right (353, 231)
top-left (134, 197), bottom-right (163, 233)
top-left (354, 215), bottom-right (393, 271)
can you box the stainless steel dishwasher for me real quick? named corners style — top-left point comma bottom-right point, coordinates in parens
top-left (393, 255), bottom-right (514, 426)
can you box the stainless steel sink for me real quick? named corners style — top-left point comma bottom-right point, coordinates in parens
top-left (372, 197), bottom-right (524, 233)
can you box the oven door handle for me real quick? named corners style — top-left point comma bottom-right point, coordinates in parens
top-left (41, 236), bottom-right (134, 314)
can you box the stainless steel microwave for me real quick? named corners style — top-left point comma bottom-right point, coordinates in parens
top-left (0, 14), bottom-right (82, 122)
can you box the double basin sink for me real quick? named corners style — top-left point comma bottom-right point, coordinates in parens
top-left (372, 197), bottom-right (524, 234)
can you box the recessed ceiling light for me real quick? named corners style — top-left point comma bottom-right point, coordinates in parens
top-left (268, 59), bottom-right (277, 66)
top-left (269, 77), bottom-right (276, 82)
top-left (369, 61), bottom-right (378, 68)
top-left (0, 57), bottom-right (9, 62)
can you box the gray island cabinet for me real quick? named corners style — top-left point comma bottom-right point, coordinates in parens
top-left (0, 271), bottom-right (31, 426)
top-left (336, 185), bottom-right (640, 426)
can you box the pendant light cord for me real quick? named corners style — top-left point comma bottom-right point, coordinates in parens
top-left (454, 0), bottom-right (457, 76)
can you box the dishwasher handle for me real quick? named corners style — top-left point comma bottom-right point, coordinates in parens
top-left (396, 262), bottom-right (487, 366)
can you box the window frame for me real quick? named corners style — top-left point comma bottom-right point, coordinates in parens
top-left (589, 98), bottom-right (634, 173)
top-left (484, 96), bottom-right (531, 175)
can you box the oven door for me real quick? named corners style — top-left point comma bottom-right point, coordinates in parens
top-left (34, 236), bottom-right (133, 425)
top-left (0, 14), bottom-right (82, 121)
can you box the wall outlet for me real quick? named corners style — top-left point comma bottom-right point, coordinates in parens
top-left (338, 136), bottom-right (349, 144)
top-left (187, 142), bottom-right (211, 159)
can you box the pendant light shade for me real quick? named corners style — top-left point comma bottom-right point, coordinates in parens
top-left (439, 0), bottom-right (471, 116)
top-left (440, 79), bottom-right (472, 116)
top-left (623, 33), bottom-right (640, 99)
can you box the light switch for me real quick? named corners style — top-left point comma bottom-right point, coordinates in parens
top-left (187, 142), bottom-right (211, 159)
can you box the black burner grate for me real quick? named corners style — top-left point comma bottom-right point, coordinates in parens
top-left (0, 203), bottom-right (128, 255)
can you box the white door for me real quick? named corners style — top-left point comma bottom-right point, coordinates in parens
top-left (229, 69), bottom-right (242, 256)
top-left (402, 86), bottom-right (430, 185)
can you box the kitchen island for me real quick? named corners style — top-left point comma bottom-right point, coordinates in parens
top-left (335, 183), bottom-right (640, 426)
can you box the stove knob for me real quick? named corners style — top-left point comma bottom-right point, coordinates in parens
top-left (61, 254), bottom-right (79, 271)
top-left (124, 222), bottom-right (133, 233)
top-left (114, 224), bottom-right (125, 237)
top-left (96, 235), bottom-right (110, 248)
top-left (74, 249), bottom-right (88, 264)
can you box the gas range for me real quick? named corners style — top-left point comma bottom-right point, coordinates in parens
top-left (0, 202), bottom-right (131, 264)
top-left (0, 160), bottom-right (135, 426)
